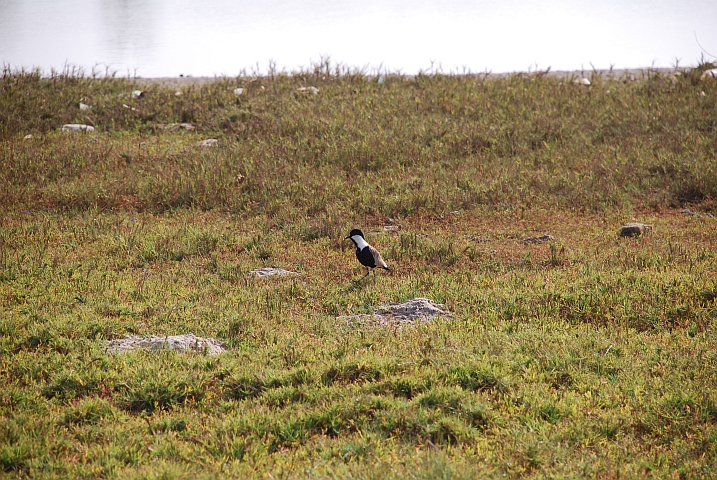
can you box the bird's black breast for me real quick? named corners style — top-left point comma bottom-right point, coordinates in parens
top-left (356, 246), bottom-right (377, 268)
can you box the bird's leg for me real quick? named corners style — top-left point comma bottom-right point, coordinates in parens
top-left (362, 268), bottom-right (371, 279)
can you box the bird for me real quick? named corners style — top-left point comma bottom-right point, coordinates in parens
top-left (345, 229), bottom-right (390, 278)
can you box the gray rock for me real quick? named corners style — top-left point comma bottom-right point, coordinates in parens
top-left (619, 222), bottom-right (652, 237)
top-left (106, 333), bottom-right (226, 355)
top-left (62, 124), bottom-right (95, 132)
top-left (159, 123), bottom-right (195, 131)
top-left (298, 86), bottom-right (319, 95)
top-left (340, 297), bottom-right (452, 328)
top-left (680, 208), bottom-right (714, 219)
top-left (523, 234), bottom-right (554, 244)
top-left (248, 267), bottom-right (299, 278)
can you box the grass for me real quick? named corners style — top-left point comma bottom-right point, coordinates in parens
top-left (1, 62), bottom-right (716, 478)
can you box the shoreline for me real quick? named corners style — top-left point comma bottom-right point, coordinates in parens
top-left (132, 67), bottom-right (683, 87)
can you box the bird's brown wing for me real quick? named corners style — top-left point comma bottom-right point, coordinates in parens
top-left (369, 245), bottom-right (389, 270)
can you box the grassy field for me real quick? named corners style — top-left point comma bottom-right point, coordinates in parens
top-left (1, 63), bottom-right (717, 479)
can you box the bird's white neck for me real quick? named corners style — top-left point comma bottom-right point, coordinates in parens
top-left (351, 235), bottom-right (369, 250)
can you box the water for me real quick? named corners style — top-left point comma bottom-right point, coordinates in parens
top-left (1, 0), bottom-right (715, 77)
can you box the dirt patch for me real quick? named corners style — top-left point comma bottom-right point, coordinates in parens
top-left (340, 297), bottom-right (452, 328)
top-left (106, 333), bottom-right (226, 355)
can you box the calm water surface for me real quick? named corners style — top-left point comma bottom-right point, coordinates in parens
top-left (1, 0), bottom-right (716, 77)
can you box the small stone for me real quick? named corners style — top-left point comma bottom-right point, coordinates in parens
top-left (298, 86), bottom-right (319, 95)
top-left (159, 123), bottom-right (195, 131)
top-left (23, 134), bottom-right (33, 140)
top-left (523, 234), bottom-right (554, 244)
top-left (199, 138), bottom-right (218, 147)
top-left (470, 236), bottom-right (490, 243)
top-left (681, 208), bottom-right (714, 219)
top-left (79, 102), bottom-right (90, 110)
top-left (234, 88), bottom-right (244, 95)
top-left (700, 68), bottom-right (717, 81)
top-left (62, 124), bottom-right (95, 132)
top-left (619, 222), bottom-right (652, 237)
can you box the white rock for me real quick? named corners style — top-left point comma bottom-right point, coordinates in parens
top-left (106, 333), bottom-right (226, 356)
top-left (233, 88), bottom-right (244, 95)
top-left (159, 123), bottom-right (195, 131)
top-left (199, 138), bottom-right (218, 147)
top-left (340, 298), bottom-right (452, 328)
top-left (79, 103), bottom-right (90, 110)
top-left (248, 267), bottom-right (299, 278)
top-left (62, 124), bottom-right (95, 132)
top-left (23, 134), bottom-right (33, 140)
top-left (298, 86), bottom-right (319, 94)
top-left (377, 298), bottom-right (452, 321)
top-left (700, 68), bottom-right (717, 80)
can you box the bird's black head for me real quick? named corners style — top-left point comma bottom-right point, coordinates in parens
top-left (346, 228), bottom-right (364, 240)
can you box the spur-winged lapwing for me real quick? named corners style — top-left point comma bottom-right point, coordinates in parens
top-left (345, 229), bottom-right (389, 278)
